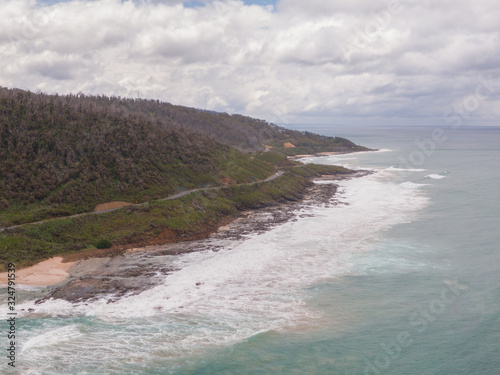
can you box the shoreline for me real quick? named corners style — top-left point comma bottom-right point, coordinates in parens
top-left (2, 170), bottom-right (371, 290)
top-left (0, 257), bottom-right (75, 286)
top-left (287, 151), bottom-right (350, 159)
top-left (0, 214), bottom-right (240, 288)
top-left (30, 173), bottom-right (366, 304)
top-left (287, 148), bottom-right (384, 160)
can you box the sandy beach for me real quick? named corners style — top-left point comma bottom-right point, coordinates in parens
top-left (0, 257), bottom-right (75, 286)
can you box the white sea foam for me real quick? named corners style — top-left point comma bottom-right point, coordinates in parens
top-left (426, 174), bottom-right (446, 179)
top-left (386, 166), bottom-right (426, 172)
top-left (18, 169), bottom-right (430, 360)
top-left (298, 155), bottom-right (356, 168)
top-left (349, 148), bottom-right (392, 155)
top-left (300, 149), bottom-right (392, 170)
top-left (22, 325), bottom-right (83, 352)
top-left (399, 182), bottom-right (429, 190)
top-left (16, 285), bottom-right (46, 292)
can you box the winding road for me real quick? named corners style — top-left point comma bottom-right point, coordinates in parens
top-left (0, 171), bottom-right (284, 232)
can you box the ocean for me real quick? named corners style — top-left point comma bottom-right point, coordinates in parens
top-left (1, 125), bottom-right (499, 374)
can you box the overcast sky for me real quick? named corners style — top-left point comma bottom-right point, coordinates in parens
top-left (1, 0), bottom-right (499, 126)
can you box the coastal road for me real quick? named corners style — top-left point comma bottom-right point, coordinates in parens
top-left (0, 170), bottom-right (284, 232)
top-left (162, 170), bottom-right (283, 200)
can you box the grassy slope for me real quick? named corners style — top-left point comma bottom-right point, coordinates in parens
top-left (0, 164), bottom-right (352, 271)
top-left (0, 147), bottom-right (274, 227)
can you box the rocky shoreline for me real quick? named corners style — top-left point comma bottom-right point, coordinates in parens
top-left (33, 171), bottom-right (371, 306)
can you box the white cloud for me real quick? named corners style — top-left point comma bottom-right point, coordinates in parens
top-left (0, 0), bottom-right (499, 126)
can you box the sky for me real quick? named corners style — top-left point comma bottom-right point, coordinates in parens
top-left (1, 0), bottom-right (499, 127)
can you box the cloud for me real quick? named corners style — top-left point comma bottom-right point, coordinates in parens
top-left (0, 0), bottom-right (499, 126)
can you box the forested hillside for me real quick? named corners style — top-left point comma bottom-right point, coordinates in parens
top-left (86, 95), bottom-right (369, 154)
top-left (0, 86), bottom-right (369, 226)
top-left (0, 87), bottom-right (274, 225)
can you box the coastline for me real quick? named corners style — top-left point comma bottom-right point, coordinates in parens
top-left (30, 172), bottom-right (369, 304)
top-left (0, 215), bottom-right (239, 288)
top-left (287, 151), bottom-right (350, 159)
top-left (0, 257), bottom-right (75, 286)
top-left (2, 169), bottom-right (371, 291)
top-left (287, 148), bottom-right (385, 160)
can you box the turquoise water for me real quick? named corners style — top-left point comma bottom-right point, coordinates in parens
top-left (1, 125), bottom-right (499, 374)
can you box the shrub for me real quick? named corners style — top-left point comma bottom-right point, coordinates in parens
top-left (95, 239), bottom-right (112, 249)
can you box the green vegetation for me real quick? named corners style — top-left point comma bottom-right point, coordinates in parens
top-left (254, 150), bottom-right (296, 167)
top-left (0, 87), bottom-right (370, 227)
top-left (0, 86), bottom-right (369, 271)
top-left (95, 239), bottom-right (112, 249)
top-left (0, 88), bottom-right (276, 226)
top-left (87, 97), bottom-right (370, 154)
top-left (0, 165), bottom-right (352, 271)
